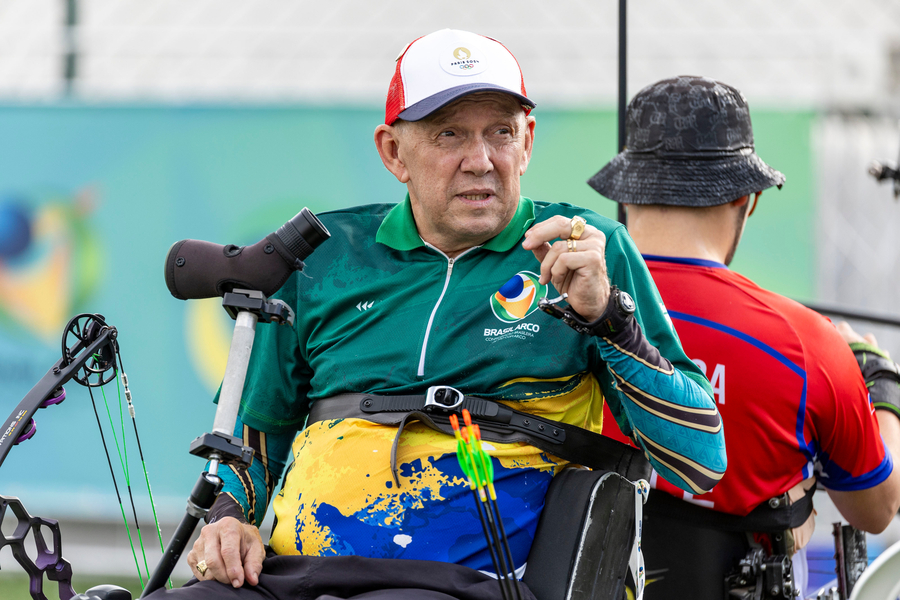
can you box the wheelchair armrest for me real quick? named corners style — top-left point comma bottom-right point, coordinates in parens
top-left (523, 468), bottom-right (636, 600)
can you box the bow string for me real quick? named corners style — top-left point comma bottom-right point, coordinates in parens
top-left (0, 314), bottom-right (167, 600)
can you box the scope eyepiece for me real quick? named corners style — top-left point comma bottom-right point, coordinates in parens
top-left (275, 208), bottom-right (330, 261)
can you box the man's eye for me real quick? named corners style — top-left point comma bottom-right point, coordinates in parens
top-left (439, 130), bottom-right (455, 137)
top-left (496, 127), bottom-right (512, 135)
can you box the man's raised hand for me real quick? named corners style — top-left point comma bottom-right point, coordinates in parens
top-left (522, 215), bottom-right (611, 321)
top-left (836, 321), bottom-right (879, 347)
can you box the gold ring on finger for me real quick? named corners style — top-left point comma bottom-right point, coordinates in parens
top-left (196, 560), bottom-right (208, 576)
top-left (569, 216), bottom-right (587, 240)
top-left (567, 239), bottom-right (577, 252)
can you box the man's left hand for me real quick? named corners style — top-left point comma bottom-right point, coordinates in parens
top-left (522, 215), bottom-right (611, 321)
top-left (836, 321), bottom-right (879, 347)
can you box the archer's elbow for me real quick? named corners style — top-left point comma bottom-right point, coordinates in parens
top-left (829, 472), bottom-right (900, 534)
top-left (866, 477), bottom-right (900, 533)
top-left (847, 505), bottom-right (898, 534)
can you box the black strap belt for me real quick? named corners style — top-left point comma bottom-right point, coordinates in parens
top-left (309, 388), bottom-right (810, 535)
top-left (307, 387), bottom-right (651, 486)
top-left (645, 481), bottom-right (816, 533)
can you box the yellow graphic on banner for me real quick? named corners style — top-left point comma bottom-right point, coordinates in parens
top-left (185, 298), bottom-right (231, 393)
top-left (0, 189), bottom-right (101, 341)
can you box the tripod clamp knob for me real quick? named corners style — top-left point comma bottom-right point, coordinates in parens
top-left (223, 289), bottom-right (295, 325)
top-left (188, 432), bottom-right (254, 466)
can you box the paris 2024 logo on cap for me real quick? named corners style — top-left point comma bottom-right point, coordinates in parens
top-left (441, 44), bottom-right (487, 76)
top-left (490, 272), bottom-right (547, 323)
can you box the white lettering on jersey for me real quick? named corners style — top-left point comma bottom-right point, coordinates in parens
top-left (710, 363), bottom-right (725, 405)
top-left (692, 358), bottom-right (707, 375)
top-left (483, 322), bottom-right (541, 342)
top-left (682, 493), bottom-right (715, 508)
top-left (691, 359), bottom-right (725, 405)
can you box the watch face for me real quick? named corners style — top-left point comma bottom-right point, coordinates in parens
top-left (619, 290), bottom-right (636, 314)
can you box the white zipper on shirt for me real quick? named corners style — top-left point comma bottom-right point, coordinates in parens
top-left (418, 244), bottom-right (478, 377)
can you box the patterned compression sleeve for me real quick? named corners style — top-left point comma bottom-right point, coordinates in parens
top-left (851, 341), bottom-right (900, 419)
top-left (598, 315), bottom-right (727, 494)
top-left (206, 416), bottom-right (294, 526)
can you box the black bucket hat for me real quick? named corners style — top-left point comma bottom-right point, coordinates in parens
top-left (588, 76), bottom-right (785, 206)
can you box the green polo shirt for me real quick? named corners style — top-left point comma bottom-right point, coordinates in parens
top-left (228, 196), bottom-right (723, 564)
top-left (239, 195), bottom-right (710, 430)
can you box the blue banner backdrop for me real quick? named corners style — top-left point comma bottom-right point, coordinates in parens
top-left (0, 104), bottom-right (813, 521)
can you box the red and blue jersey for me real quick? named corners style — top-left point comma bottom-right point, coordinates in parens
top-left (603, 255), bottom-right (891, 517)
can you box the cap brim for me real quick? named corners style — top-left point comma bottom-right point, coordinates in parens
top-left (588, 151), bottom-right (785, 206)
top-left (398, 83), bottom-right (535, 122)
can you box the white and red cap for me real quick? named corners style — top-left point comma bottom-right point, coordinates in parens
top-left (385, 29), bottom-right (535, 125)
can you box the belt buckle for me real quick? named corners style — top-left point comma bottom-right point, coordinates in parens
top-left (424, 385), bottom-right (464, 410)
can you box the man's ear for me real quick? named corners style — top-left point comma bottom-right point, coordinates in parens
top-left (731, 192), bottom-right (762, 215)
top-left (731, 194), bottom-right (750, 208)
top-left (519, 116), bottom-right (536, 176)
top-left (374, 124), bottom-right (410, 184)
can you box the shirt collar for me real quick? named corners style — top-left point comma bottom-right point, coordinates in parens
top-left (642, 254), bottom-right (729, 269)
top-left (376, 194), bottom-right (535, 253)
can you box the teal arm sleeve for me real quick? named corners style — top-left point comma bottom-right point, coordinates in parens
top-left (596, 226), bottom-right (726, 494)
top-left (596, 318), bottom-right (726, 493)
top-left (209, 414), bottom-right (295, 526)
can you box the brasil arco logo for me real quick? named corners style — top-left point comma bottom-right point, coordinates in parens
top-left (490, 271), bottom-right (548, 323)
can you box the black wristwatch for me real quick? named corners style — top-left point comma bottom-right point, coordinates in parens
top-left (586, 286), bottom-right (636, 337)
top-left (538, 285), bottom-right (635, 338)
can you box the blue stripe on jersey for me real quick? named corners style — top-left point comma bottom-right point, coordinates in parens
top-left (667, 311), bottom-right (814, 478)
top-left (642, 255), bottom-right (729, 269)
top-left (807, 439), bottom-right (894, 491)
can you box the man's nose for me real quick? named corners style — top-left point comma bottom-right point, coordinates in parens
top-left (460, 136), bottom-right (493, 177)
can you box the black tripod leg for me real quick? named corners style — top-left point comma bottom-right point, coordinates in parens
top-left (141, 472), bottom-right (223, 597)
